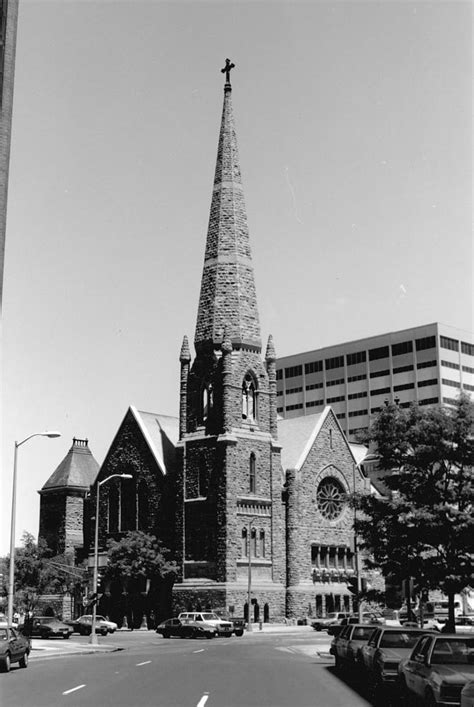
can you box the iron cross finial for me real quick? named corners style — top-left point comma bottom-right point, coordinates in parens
top-left (221, 58), bottom-right (235, 84)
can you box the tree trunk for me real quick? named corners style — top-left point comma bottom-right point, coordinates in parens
top-left (446, 591), bottom-right (456, 633)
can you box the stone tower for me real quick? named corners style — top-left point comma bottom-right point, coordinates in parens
top-left (38, 438), bottom-right (99, 560)
top-left (174, 66), bottom-right (286, 621)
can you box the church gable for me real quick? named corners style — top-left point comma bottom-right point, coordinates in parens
top-left (94, 407), bottom-right (177, 548)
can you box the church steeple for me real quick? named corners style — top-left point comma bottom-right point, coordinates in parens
top-left (194, 61), bottom-right (261, 353)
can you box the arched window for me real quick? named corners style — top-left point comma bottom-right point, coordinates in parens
top-left (120, 476), bottom-right (137, 531)
top-left (138, 481), bottom-right (148, 530)
top-left (242, 527), bottom-right (248, 557)
top-left (259, 529), bottom-right (265, 558)
top-left (108, 485), bottom-right (119, 533)
top-left (201, 382), bottom-right (213, 422)
top-left (242, 373), bottom-right (257, 421)
top-left (249, 453), bottom-right (256, 493)
top-left (251, 527), bottom-right (257, 556)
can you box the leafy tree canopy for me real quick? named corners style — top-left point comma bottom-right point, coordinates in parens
top-left (105, 531), bottom-right (177, 583)
top-left (355, 394), bottom-right (474, 628)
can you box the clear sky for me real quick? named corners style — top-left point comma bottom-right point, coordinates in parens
top-left (1, 0), bottom-right (472, 555)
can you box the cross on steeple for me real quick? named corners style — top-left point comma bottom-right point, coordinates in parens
top-left (221, 58), bottom-right (235, 84)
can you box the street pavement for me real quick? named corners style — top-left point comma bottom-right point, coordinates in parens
top-left (30, 623), bottom-right (333, 662)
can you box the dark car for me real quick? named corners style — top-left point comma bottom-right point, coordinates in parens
top-left (28, 616), bottom-right (73, 640)
top-left (327, 613), bottom-right (382, 637)
top-left (67, 616), bottom-right (108, 636)
top-left (0, 625), bottom-right (30, 672)
top-left (399, 633), bottom-right (474, 706)
top-left (331, 623), bottom-right (377, 672)
top-left (156, 618), bottom-right (216, 639)
top-left (359, 626), bottom-right (432, 700)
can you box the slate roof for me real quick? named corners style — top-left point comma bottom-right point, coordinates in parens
top-left (277, 407), bottom-right (368, 471)
top-left (40, 439), bottom-right (99, 493)
top-left (131, 407), bottom-right (179, 476)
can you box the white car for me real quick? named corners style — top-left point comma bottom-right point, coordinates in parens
top-left (178, 612), bottom-right (233, 636)
top-left (77, 614), bottom-right (118, 633)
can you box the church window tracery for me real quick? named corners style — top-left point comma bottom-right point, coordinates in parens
top-left (316, 477), bottom-right (345, 520)
top-left (242, 373), bottom-right (257, 421)
top-left (201, 382), bottom-right (213, 423)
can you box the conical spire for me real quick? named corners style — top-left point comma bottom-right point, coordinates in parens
top-left (195, 65), bottom-right (261, 353)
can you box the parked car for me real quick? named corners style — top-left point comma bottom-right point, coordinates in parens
top-left (311, 612), bottom-right (351, 632)
top-left (217, 612), bottom-right (245, 637)
top-left (27, 616), bottom-right (73, 639)
top-left (177, 612), bottom-right (233, 637)
top-left (73, 614), bottom-right (118, 634)
top-left (0, 625), bottom-right (30, 672)
top-left (330, 623), bottom-right (377, 672)
top-left (327, 613), bottom-right (382, 636)
top-left (399, 633), bottom-right (474, 706)
top-left (156, 617), bottom-right (216, 639)
top-left (359, 626), bottom-right (431, 700)
top-left (455, 617), bottom-right (474, 634)
top-left (461, 680), bottom-right (474, 707)
top-left (67, 615), bottom-right (108, 636)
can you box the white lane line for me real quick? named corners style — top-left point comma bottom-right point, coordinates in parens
top-left (196, 693), bottom-right (209, 707)
top-left (136, 660), bottom-right (152, 666)
top-left (63, 684), bottom-right (86, 695)
top-left (193, 649), bottom-right (205, 653)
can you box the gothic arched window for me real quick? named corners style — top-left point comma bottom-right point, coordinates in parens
top-left (120, 475), bottom-right (137, 531)
top-left (242, 373), bottom-right (257, 421)
top-left (108, 485), bottom-right (119, 533)
top-left (201, 382), bottom-right (213, 423)
top-left (259, 529), bottom-right (265, 557)
top-left (242, 527), bottom-right (248, 557)
top-left (138, 481), bottom-right (148, 530)
top-left (249, 453), bottom-right (256, 493)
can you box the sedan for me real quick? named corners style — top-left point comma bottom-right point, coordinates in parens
top-left (399, 633), bottom-right (474, 706)
top-left (28, 616), bottom-right (73, 639)
top-left (76, 614), bottom-right (118, 634)
top-left (359, 626), bottom-right (431, 700)
top-left (331, 623), bottom-right (377, 672)
top-left (0, 625), bottom-right (30, 672)
top-left (67, 616), bottom-right (108, 636)
top-left (156, 618), bottom-right (216, 639)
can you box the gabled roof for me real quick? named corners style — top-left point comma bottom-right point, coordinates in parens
top-left (130, 407), bottom-right (179, 476)
top-left (40, 438), bottom-right (99, 493)
top-left (278, 406), bottom-right (367, 471)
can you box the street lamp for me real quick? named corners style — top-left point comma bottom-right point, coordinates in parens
top-left (90, 473), bottom-right (132, 644)
top-left (8, 431), bottom-right (61, 625)
top-left (246, 518), bottom-right (258, 632)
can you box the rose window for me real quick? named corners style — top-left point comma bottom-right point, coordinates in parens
top-left (316, 477), bottom-right (345, 520)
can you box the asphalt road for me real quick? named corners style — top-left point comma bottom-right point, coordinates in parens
top-left (0, 631), bottom-right (372, 707)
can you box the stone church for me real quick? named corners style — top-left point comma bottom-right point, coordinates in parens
top-left (39, 68), bottom-right (369, 626)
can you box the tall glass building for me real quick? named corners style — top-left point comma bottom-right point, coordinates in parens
top-left (276, 322), bottom-right (474, 441)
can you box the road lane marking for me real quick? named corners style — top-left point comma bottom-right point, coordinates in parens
top-left (193, 649), bottom-right (205, 653)
top-left (136, 660), bottom-right (152, 666)
top-left (196, 693), bottom-right (209, 707)
top-left (63, 685), bottom-right (86, 695)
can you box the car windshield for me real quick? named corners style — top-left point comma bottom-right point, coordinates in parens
top-left (380, 631), bottom-right (426, 648)
top-left (353, 627), bottom-right (376, 640)
top-left (431, 638), bottom-right (474, 665)
top-left (39, 618), bottom-right (55, 624)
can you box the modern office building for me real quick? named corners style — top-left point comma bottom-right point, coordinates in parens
top-left (276, 323), bottom-right (474, 441)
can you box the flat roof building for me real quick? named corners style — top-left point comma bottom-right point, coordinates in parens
top-left (276, 322), bottom-right (474, 441)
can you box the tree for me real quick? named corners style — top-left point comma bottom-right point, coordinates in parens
top-left (105, 531), bottom-right (177, 582)
top-left (2, 532), bottom-right (87, 616)
top-left (355, 394), bottom-right (474, 630)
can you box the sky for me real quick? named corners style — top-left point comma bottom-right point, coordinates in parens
top-left (1, 0), bottom-right (472, 555)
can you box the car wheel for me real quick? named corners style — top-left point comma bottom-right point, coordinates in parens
top-left (163, 631), bottom-right (170, 639)
top-left (206, 632), bottom-right (214, 639)
top-left (398, 677), bottom-right (414, 706)
top-left (63, 634), bottom-right (70, 639)
top-left (101, 629), bottom-right (107, 636)
top-left (234, 630), bottom-right (244, 637)
top-left (19, 652), bottom-right (28, 668)
top-left (334, 654), bottom-right (343, 671)
top-left (0, 654), bottom-right (11, 672)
